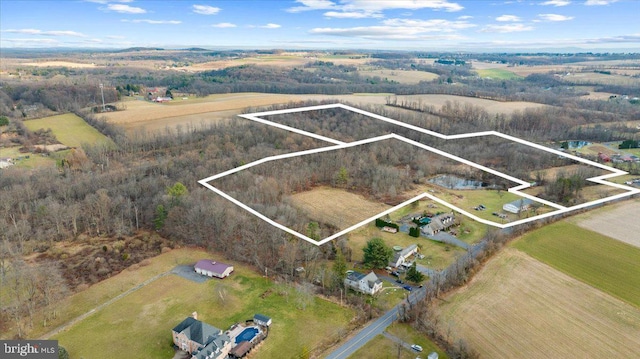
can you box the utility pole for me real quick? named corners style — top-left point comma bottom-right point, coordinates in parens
top-left (99, 83), bottom-right (106, 112)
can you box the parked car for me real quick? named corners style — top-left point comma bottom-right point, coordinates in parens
top-left (385, 266), bottom-right (393, 272)
top-left (411, 344), bottom-right (423, 352)
top-left (395, 279), bottom-right (403, 284)
top-left (403, 285), bottom-right (412, 291)
top-left (391, 271), bottom-right (399, 277)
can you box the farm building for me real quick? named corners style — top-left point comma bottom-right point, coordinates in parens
top-left (503, 198), bottom-right (535, 214)
top-left (172, 316), bottom-right (233, 359)
top-left (0, 158), bottom-right (14, 169)
top-left (344, 271), bottom-right (383, 295)
top-left (194, 259), bottom-right (234, 278)
top-left (389, 244), bottom-right (419, 268)
top-left (598, 152), bottom-right (611, 162)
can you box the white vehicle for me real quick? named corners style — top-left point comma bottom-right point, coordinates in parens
top-left (411, 344), bottom-right (423, 352)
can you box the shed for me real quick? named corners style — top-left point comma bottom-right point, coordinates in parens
top-left (502, 198), bottom-right (535, 214)
top-left (253, 313), bottom-right (272, 327)
top-left (194, 259), bottom-right (234, 278)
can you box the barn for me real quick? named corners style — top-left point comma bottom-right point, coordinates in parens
top-left (194, 259), bottom-right (234, 279)
top-left (502, 198), bottom-right (535, 214)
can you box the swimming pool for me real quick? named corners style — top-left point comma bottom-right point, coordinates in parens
top-left (235, 327), bottom-right (259, 344)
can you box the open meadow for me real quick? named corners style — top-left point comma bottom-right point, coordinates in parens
top-left (571, 199), bottom-right (640, 248)
top-left (23, 113), bottom-right (114, 148)
top-left (50, 248), bottom-right (355, 359)
top-left (347, 323), bottom-right (449, 359)
top-left (475, 68), bottom-right (523, 80)
top-left (288, 186), bottom-right (391, 230)
top-left (394, 94), bottom-right (547, 115)
top-left (512, 221), bottom-right (640, 307)
top-left (358, 69), bottom-right (439, 84)
top-left (437, 248), bottom-right (640, 359)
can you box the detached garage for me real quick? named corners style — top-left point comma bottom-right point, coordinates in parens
top-left (194, 259), bottom-right (234, 279)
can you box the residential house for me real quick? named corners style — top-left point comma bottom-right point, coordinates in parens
top-left (172, 317), bottom-right (233, 359)
top-left (422, 212), bottom-right (456, 236)
top-left (194, 260), bottom-right (234, 278)
top-left (389, 244), bottom-right (418, 268)
top-left (344, 271), bottom-right (383, 295)
top-left (502, 198), bottom-right (535, 214)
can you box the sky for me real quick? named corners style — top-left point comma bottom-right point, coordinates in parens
top-left (0, 0), bottom-right (638, 51)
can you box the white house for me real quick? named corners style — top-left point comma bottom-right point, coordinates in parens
top-left (389, 244), bottom-right (418, 268)
top-left (502, 198), bottom-right (535, 214)
top-left (194, 259), bottom-right (234, 279)
top-left (344, 271), bottom-right (383, 295)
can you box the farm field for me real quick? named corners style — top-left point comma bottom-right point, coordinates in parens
top-left (101, 92), bottom-right (550, 133)
top-left (289, 186), bottom-right (391, 230)
top-left (437, 248), bottom-right (640, 359)
top-left (358, 69), bottom-right (439, 84)
top-left (475, 68), bottom-right (523, 80)
top-left (347, 323), bottom-right (448, 359)
top-left (564, 72), bottom-right (640, 86)
top-left (571, 199), bottom-right (640, 248)
top-left (174, 54), bottom-right (371, 72)
top-left (23, 113), bottom-right (114, 148)
top-left (0, 146), bottom-right (57, 169)
top-left (51, 248), bottom-right (355, 359)
top-left (512, 221), bottom-right (640, 307)
top-left (21, 61), bottom-right (98, 68)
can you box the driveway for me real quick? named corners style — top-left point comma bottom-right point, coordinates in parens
top-left (171, 265), bottom-right (210, 283)
top-left (427, 232), bottom-right (470, 250)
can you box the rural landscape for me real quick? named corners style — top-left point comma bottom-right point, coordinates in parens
top-left (2, 1), bottom-right (640, 358)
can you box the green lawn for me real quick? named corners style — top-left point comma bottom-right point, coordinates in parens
top-left (512, 221), bottom-right (640, 308)
top-left (475, 68), bottom-right (523, 80)
top-left (0, 146), bottom-right (57, 169)
top-left (347, 324), bottom-right (448, 359)
top-left (23, 113), bottom-right (115, 148)
top-left (53, 251), bottom-right (354, 359)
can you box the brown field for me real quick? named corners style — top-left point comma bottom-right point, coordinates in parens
top-left (564, 72), bottom-right (640, 86)
top-left (580, 91), bottom-right (619, 100)
top-left (101, 92), bottom-right (549, 133)
top-left (470, 61), bottom-right (511, 70)
top-left (358, 69), bottom-right (439, 84)
top-left (437, 248), bottom-right (640, 359)
top-left (288, 186), bottom-right (390, 230)
top-left (571, 199), bottom-right (640, 248)
top-left (22, 61), bottom-right (98, 68)
top-left (175, 54), bottom-right (372, 72)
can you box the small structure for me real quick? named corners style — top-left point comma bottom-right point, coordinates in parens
top-left (389, 244), bottom-right (418, 268)
top-left (502, 198), bottom-right (535, 214)
top-left (0, 158), bottom-right (14, 169)
top-left (428, 352), bottom-right (439, 359)
top-left (382, 226), bottom-right (398, 233)
top-left (194, 259), bottom-right (234, 279)
top-left (598, 152), bottom-right (611, 162)
top-left (344, 271), bottom-right (383, 295)
top-left (253, 314), bottom-right (272, 327)
top-left (172, 316), bottom-right (233, 359)
top-left (228, 341), bottom-right (253, 358)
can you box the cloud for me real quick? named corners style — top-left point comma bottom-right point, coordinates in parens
top-left (104, 4), bottom-right (146, 14)
top-left (538, 13), bottom-right (574, 21)
top-left (540, 0), bottom-right (571, 5)
top-left (458, 15), bottom-right (473, 20)
top-left (212, 22), bottom-right (237, 28)
top-left (2, 29), bottom-right (86, 37)
top-left (310, 18), bottom-right (474, 40)
top-left (261, 23), bottom-right (282, 29)
top-left (192, 4), bottom-right (221, 15)
top-left (585, 0), bottom-right (617, 5)
top-left (121, 19), bottom-right (181, 24)
top-left (288, 0), bottom-right (463, 17)
top-left (2, 38), bottom-right (59, 44)
top-left (83, 0), bottom-right (132, 3)
top-left (480, 23), bottom-right (534, 33)
top-left (496, 15), bottom-right (521, 22)
top-left (324, 11), bottom-right (383, 18)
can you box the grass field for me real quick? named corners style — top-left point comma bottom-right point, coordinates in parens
top-left (289, 187), bottom-right (391, 230)
top-left (23, 113), bottom-right (114, 148)
top-left (358, 69), bottom-right (439, 84)
top-left (475, 68), bottom-right (523, 80)
top-left (437, 248), bottom-right (640, 358)
top-left (394, 94), bottom-right (547, 115)
top-left (512, 221), bottom-right (640, 307)
top-left (347, 324), bottom-right (449, 359)
top-left (571, 199), bottom-right (640, 248)
top-left (51, 248), bottom-right (355, 359)
top-left (0, 146), bottom-right (57, 169)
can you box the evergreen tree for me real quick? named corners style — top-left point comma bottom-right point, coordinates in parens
top-left (405, 262), bottom-right (425, 284)
top-left (362, 237), bottom-right (392, 269)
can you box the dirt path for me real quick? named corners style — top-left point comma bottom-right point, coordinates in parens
top-left (40, 271), bottom-right (170, 339)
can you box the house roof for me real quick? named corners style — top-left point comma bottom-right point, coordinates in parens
top-left (229, 340), bottom-right (253, 357)
top-left (362, 272), bottom-right (382, 287)
top-left (193, 333), bottom-right (231, 359)
top-left (172, 317), bottom-right (197, 333)
top-left (176, 318), bottom-right (222, 346)
top-left (195, 259), bottom-right (232, 274)
top-left (505, 198), bottom-right (535, 208)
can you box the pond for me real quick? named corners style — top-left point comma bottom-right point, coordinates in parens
top-left (428, 174), bottom-right (490, 190)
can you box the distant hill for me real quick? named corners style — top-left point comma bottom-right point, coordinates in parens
top-left (182, 47), bottom-right (210, 52)
top-left (115, 47), bottom-right (165, 53)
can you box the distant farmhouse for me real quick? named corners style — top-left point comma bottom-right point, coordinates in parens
top-left (345, 271), bottom-right (383, 295)
top-left (390, 244), bottom-right (418, 268)
top-left (173, 313), bottom-right (271, 359)
top-left (195, 259), bottom-right (234, 279)
top-left (503, 198), bottom-right (535, 214)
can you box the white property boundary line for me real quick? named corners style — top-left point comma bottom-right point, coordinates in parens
top-left (199, 103), bottom-right (640, 246)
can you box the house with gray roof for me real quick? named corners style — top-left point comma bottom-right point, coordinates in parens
top-left (172, 316), bottom-right (232, 359)
top-left (344, 271), bottom-right (383, 295)
top-left (194, 259), bottom-right (234, 278)
top-left (389, 244), bottom-right (418, 268)
top-left (422, 212), bottom-right (456, 236)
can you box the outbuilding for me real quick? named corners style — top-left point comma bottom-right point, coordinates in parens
top-left (194, 259), bottom-right (234, 278)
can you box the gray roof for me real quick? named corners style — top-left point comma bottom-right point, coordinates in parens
top-left (193, 333), bottom-right (231, 359)
top-left (346, 271), bottom-right (366, 282)
top-left (254, 314), bottom-right (271, 323)
top-left (505, 198), bottom-right (535, 207)
top-left (173, 317), bottom-right (222, 346)
top-left (172, 317), bottom-right (197, 333)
